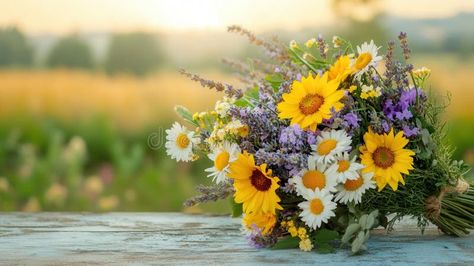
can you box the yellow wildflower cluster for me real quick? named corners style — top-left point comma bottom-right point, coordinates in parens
top-left (206, 119), bottom-right (249, 146)
top-left (360, 85), bottom-right (381, 99)
top-left (332, 36), bottom-right (343, 48)
top-left (214, 97), bottom-right (235, 117)
top-left (348, 85), bottom-right (357, 93)
top-left (281, 220), bottom-right (313, 252)
top-left (413, 67), bottom-right (431, 86)
top-left (193, 111), bottom-right (216, 129)
top-left (413, 67), bottom-right (431, 79)
top-left (305, 38), bottom-right (316, 48)
top-left (289, 40), bottom-right (299, 50)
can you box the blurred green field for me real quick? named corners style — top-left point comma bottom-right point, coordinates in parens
top-left (0, 70), bottom-right (231, 212)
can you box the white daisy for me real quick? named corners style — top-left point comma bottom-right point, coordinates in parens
top-left (353, 40), bottom-right (383, 78)
top-left (327, 152), bottom-right (365, 183)
top-left (298, 189), bottom-right (337, 230)
top-left (204, 142), bottom-right (241, 184)
top-left (311, 129), bottom-right (351, 164)
top-left (290, 156), bottom-right (337, 196)
top-left (165, 122), bottom-right (199, 162)
top-left (334, 171), bottom-right (376, 204)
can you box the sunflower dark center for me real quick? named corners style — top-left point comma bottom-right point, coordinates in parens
top-left (299, 94), bottom-right (324, 115)
top-left (250, 169), bottom-right (272, 191)
top-left (372, 147), bottom-right (395, 169)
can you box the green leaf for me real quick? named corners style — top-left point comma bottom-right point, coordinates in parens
top-left (233, 98), bottom-right (249, 107)
top-left (341, 223), bottom-right (361, 244)
top-left (271, 236), bottom-right (300, 249)
top-left (229, 197), bottom-right (242, 218)
top-left (265, 73), bottom-right (285, 90)
top-left (365, 215), bottom-right (375, 230)
top-left (358, 214), bottom-right (368, 228)
top-left (351, 231), bottom-right (366, 254)
top-left (364, 231), bottom-right (371, 242)
top-left (234, 86), bottom-right (259, 107)
top-left (245, 86), bottom-right (260, 99)
top-left (174, 105), bottom-right (198, 126)
top-left (313, 228), bottom-right (339, 244)
top-left (368, 210), bottom-right (379, 228)
top-left (317, 243), bottom-right (335, 254)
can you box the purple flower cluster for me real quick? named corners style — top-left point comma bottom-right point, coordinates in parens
top-left (402, 125), bottom-right (420, 137)
top-left (381, 87), bottom-right (424, 137)
top-left (383, 88), bottom-right (421, 121)
top-left (342, 112), bottom-right (361, 129)
top-left (246, 225), bottom-right (277, 248)
top-left (279, 124), bottom-right (316, 152)
top-left (230, 91), bottom-right (317, 179)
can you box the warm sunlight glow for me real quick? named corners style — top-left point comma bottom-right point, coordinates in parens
top-left (156, 0), bottom-right (221, 30)
top-left (0, 0), bottom-right (473, 34)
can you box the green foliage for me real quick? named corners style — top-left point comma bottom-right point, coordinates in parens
top-left (105, 32), bottom-right (164, 76)
top-left (271, 236), bottom-right (300, 249)
top-left (174, 105), bottom-right (198, 127)
top-left (312, 229), bottom-right (339, 253)
top-left (229, 197), bottom-right (243, 218)
top-left (265, 73), bottom-right (285, 91)
top-left (341, 210), bottom-right (379, 255)
top-left (234, 86), bottom-right (259, 107)
top-left (47, 35), bottom-right (94, 69)
top-left (432, 181), bottom-right (474, 236)
top-left (0, 115), bottom-right (227, 212)
top-left (0, 26), bottom-right (33, 67)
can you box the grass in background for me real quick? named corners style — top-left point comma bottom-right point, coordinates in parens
top-left (0, 70), bottom-right (231, 213)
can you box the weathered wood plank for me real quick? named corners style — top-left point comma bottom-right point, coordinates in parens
top-left (0, 212), bottom-right (472, 265)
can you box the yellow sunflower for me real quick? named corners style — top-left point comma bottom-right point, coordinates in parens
top-left (243, 212), bottom-right (276, 235)
top-left (228, 152), bottom-right (282, 214)
top-left (277, 73), bottom-right (345, 131)
top-left (359, 128), bottom-right (415, 191)
top-left (328, 55), bottom-right (352, 82)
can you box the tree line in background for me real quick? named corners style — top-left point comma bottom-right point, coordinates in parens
top-left (0, 26), bottom-right (164, 76)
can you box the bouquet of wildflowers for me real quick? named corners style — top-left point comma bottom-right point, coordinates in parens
top-left (166, 26), bottom-right (473, 254)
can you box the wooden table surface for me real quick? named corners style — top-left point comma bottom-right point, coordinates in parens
top-left (0, 212), bottom-right (473, 265)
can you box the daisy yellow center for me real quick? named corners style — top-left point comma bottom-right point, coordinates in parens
top-left (317, 139), bottom-right (337, 155)
top-left (310, 199), bottom-right (324, 215)
top-left (176, 133), bottom-right (190, 149)
top-left (250, 169), bottom-right (272, 191)
top-left (355, 52), bottom-right (372, 70)
top-left (214, 151), bottom-right (230, 171)
top-left (343, 176), bottom-right (364, 191)
top-left (337, 160), bottom-right (351, 172)
top-left (372, 147), bottom-right (395, 169)
top-left (302, 170), bottom-right (326, 190)
top-left (299, 94), bottom-right (324, 115)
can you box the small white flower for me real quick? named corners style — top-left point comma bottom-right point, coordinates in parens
top-left (215, 97), bottom-right (234, 117)
top-left (360, 85), bottom-right (382, 99)
top-left (327, 152), bottom-right (364, 183)
top-left (165, 122), bottom-right (199, 162)
top-left (334, 171), bottom-right (376, 204)
top-left (305, 38), bottom-right (316, 48)
top-left (204, 142), bottom-right (241, 184)
top-left (298, 189), bottom-right (337, 230)
top-left (353, 40), bottom-right (383, 78)
top-left (311, 129), bottom-right (352, 164)
top-left (332, 36), bottom-right (342, 48)
top-left (290, 40), bottom-right (298, 49)
top-left (290, 156), bottom-right (338, 197)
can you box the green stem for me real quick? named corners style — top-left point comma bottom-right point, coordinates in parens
top-left (289, 49), bottom-right (326, 73)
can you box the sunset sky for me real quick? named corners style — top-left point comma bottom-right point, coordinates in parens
top-left (1, 0), bottom-right (473, 34)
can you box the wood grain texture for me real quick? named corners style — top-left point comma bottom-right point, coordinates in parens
top-left (0, 212), bottom-right (473, 265)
